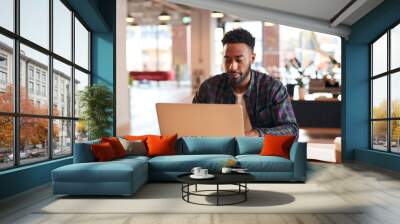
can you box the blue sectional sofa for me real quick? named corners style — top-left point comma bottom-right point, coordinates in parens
top-left (52, 137), bottom-right (307, 196)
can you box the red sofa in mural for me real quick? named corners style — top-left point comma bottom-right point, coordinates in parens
top-left (129, 71), bottom-right (175, 81)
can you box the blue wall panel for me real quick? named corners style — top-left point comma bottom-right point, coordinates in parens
top-left (0, 158), bottom-right (72, 199)
top-left (344, 0), bottom-right (400, 171)
top-left (92, 33), bottom-right (114, 87)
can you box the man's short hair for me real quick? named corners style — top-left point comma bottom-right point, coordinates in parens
top-left (222, 28), bottom-right (255, 50)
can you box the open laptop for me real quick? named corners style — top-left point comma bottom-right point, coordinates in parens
top-left (156, 103), bottom-right (245, 137)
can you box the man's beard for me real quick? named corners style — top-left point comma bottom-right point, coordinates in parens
top-left (228, 66), bottom-right (251, 87)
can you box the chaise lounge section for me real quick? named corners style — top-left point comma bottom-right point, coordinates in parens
top-left (52, 137), bottom-right (307, 196)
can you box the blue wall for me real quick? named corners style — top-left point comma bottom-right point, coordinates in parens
top-left (344, 0), bottom-right (400, 171)
top-left (0, 0), bottom-right (116, 200)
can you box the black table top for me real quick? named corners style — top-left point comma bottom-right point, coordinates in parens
top-left (177, 172), bottom-right (255, 185)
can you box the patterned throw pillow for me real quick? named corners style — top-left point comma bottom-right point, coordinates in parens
top-left (119, 138), bottom-right (147, 156)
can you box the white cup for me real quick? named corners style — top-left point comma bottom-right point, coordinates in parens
top-left (221, 167), bottom-right (232, 174)
top-left (191, 167), bottom-right (202, 176)
top-left (200, 169), bottom-right (208, 176)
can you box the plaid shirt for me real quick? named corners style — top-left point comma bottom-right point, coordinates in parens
top-left (193, 70), bottom-right (299, 136)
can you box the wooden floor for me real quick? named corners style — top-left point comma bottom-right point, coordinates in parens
top-left (1, 162), bottom-right (400, 224)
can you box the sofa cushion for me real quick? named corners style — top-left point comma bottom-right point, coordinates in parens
top-left (260, 135), bottom-right (296, 159)
top-left (236, 155), bottom-right (293, 172)
top-left (178, 137), bottom-right (236, 155)
top-left (236, 137), bottom-right (264, 155)
top-left (148, 154), bottom-right (235, 172)
top-left (53, 159), bottom-right (147, 183)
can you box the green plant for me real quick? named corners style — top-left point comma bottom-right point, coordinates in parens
top-left (79, 84), bottom-right (113, 140)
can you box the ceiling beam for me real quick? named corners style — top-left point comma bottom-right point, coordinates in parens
top-left (330, 0), bottom-right (368, 28)
top-left (167, 0), bottom-right (351, 38)
top-left (153, 0), bottom-right (191, 15)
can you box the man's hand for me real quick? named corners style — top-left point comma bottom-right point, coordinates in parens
top-left (245, 129), bottom-right (260, 137)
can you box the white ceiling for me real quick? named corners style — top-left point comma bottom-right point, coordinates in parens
top-left (167, 0), bottom-right (384, 38)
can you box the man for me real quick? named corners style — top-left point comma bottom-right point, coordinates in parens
top-left (193, 28), bottom-right (298, 137)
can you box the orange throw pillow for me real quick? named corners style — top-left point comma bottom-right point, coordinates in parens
top-left (91, 142), bottom-right (117, 161)
top-left (101, 137), bottom-right (127, 158)
top-left (260, 135), bottom-right (296, 159)
top-left (146, 134), bottom-right (178, 157)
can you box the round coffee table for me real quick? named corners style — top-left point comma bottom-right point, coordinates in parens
top-left (177, 173), bottom-right (255, 206)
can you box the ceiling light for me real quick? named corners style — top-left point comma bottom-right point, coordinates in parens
top-left (211, 11), bottom-right (224, 18)
top-left (263, 22), bottom-right (275, 27)
top-left (159, 22), bottom-right (168, 29)
top-left (126, 16), bottom-right (135, 23)
top-left (158, 11), bottom-right (171, 21)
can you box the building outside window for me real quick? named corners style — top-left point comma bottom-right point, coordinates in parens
top-left (370, 23), bottom-right (400, 154)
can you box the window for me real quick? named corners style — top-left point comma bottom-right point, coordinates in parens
top-left (35, 70), bottom-right (41, 81)
top-left (0, 54), bottom-right (7, 67)
top-left (28, 67), bottom-right (34, 80)
top-left (28, 81), bottom-right (34, 94)
top-left (370, 23), bottom-right (400, 154)
top-left (20, 0), bottom-right (49, 49)
top-left (0, 35), bottom-right (13, 113)
top-left (0, 71), bottom-right (6, 85)
top-left (53, 0), bottom-right (72, 60)
top-left (0, 0), bottom-right (91, 170)
top-left (53, 59), bottom-right (72, 117)
top-left (36, 84), bottom-right (40, 95)
top-left (127, 25), bottom-right (172, 71)
top-left (0, 0), bottom-right (14, 32)
top-left (75, 18), bottom-right (89, 70)
top-left (42, 85), bottom-right (46, 97)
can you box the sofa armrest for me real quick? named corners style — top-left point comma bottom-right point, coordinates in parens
top-left (289, 142), bottom-right (307, 182)
top-left (73, 140), bottom-right (100, 163)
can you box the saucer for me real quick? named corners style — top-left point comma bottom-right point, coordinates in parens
top-left (190, 174), bottom-right (215, 179)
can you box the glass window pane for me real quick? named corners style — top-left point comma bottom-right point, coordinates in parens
top-left (391, 72), bottom-right (400, 118)
top-left (0, 0), bottom-right (14, 31)
top-left (372, 33), bottom-right (387, 76)
top-left (20, 0), bottom-right (49, 49)
top-left (0, 116), bottom-right (14, 170)
top-left (372, 121), bottom-right (388, 151)
top-left (372, 77), bottom-right (387, 119)
top-left (53, 59), bottom-right (72, 117)
top-left (74, 69), bottom-right (89, 118)
top-left (391, 24), bottom-right (400, 70)
top-left (20, 44), bottom-right (49, 115)
top-left (75, 120), bottom-right (88, 143)
top-left (53, 119), bottom-right (72, 158)
top-left (75, 18), bottom-right (89, 69)
top-left (0, 34), bottom-right (14, 112)
top-left (391, 120), bottom-right (400, 153)
top-left (53, 0), bottom-right (72, 60)
top-left (20, 117), bottom-right (49, 165)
